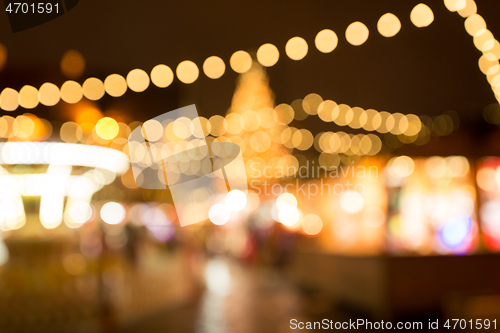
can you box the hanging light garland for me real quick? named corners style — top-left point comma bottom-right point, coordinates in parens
top-left (0, 0), bottom-right (493, 151)
top-left (0, 3), bottom-right (439, 112)
top-left (443, 0), bottom-right (500, 105)
top-left (1, 1), bottom-right (496, 111)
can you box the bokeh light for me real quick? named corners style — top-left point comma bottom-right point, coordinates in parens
top-left (256, 43), bottom-right (280, 67)
top-left (458, 0), bottom-right (477, 18)
top-left (276, 193), bottom-right (298, 209)
top-left (75, 106), bottom-right (103, 132)
top-left (275, 104), bottom-right (294, 125)
top-left (63, 253), bottom-right (86, 275)
top-left (12, 115), bottom-right (35, 139)
top-left (60, 122), bottom-right (83, 143)
top-left (340, 191), bottom-right (365, 213)
top-left (345, 22), bottom-right (369, 46)
top-left (209, 115), bottom-right (228, 137)
top-left (60, 49), bottom-right (85, 79)
top-left (474, 30), bottom-right (495, 52)
top-left (39, 82), bottom-right (60, 106)
top-left (151, 64), bottom-right (174, 88)
top-left (387, 156), bottom-right (415, 178)
top-left (465, 14), bottom-right (486, 36)
top-left (285, 37), bottom-right (308, 60)
top-left (68, 202), bottom-right (93, 225)
top-left (230, 50), bottom-right (252, 73)
top-left (96, 117), bottom-right (119, 140)
top-left (225, 190), bottom-right (247, 212)
top-left (209, 204), bottom-right (230, 225)
top-left (302, 214), bottom-right (323, 236)
top-left (142, 119), bottom-right (164, 142)
top-left (410, 3), bottom-right (434, 28)
top-left (377, 13), bottom-right (401, 38)
top-left (477, 167), bottom-right (496, 192)
top-left (0, 88), bottom-right (18, 111)
top-left (203, 56), bottom-right (226, 79)
top-left (127, 68), bottom-right (150, 92)
top-left (18, 85), bottom-right (39, 109)
top-left (444, 0), bottom-right (467, 12)
top-left (60, 80), bottom-right (83, 104)
top-left (100, 202), bottom-right (126, 225)
top-left (82, 77), bottom-right (105, 101)
top-left (176, 60), bottom-right (199, 84)
top-left (250, 131), bottom-right (272, 152)
top-left (315, 29), bottom-right (338, 53)
top-left (439, 214), bottom-right (472, 250)
top-left (278, 204), bottom-right (300, 226)
top-left (104, 74), bottom-right (128, 97)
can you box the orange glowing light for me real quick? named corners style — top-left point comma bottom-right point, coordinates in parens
top-left (24, 113), bottom-right (49, 141)
top-left (75, 107), bottom-right (104, 132)
top-left (60, 49), bottom-right (85, 79)
top-left (0, 43), bottom-right (7, 71)
top-left (477, 167), bottom-right (497, 192)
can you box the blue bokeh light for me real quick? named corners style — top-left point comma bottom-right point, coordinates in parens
top-left (439, 214), bottom-right (472, 250)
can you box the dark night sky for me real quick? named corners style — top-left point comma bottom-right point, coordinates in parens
top-left (0, 0), bottom-right (499, 129)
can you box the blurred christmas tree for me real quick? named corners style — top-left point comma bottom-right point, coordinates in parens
top-left (222, 61), bottom-right (297, 181)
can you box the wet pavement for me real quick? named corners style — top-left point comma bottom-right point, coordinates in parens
top-left (121, 258), bottom-right (444, 333)
top-left (122, 259), bottom-right (302, 333)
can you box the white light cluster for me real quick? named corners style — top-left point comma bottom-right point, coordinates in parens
top-left (0, 143), bottom-right (130, 231)
top-left (39, 165), bottom-right (71, 229)
top-left (0, 142), bottom-right (129, 174)
top-left (100, 202), bottom-right (126, 225)
top-left (0, 167), bottom-right (26, 231)
top-left (13, 171), bottom-right (105, 197)
top-left (208, 190), bottom-right (248, 225)
top-left (339, 191), bottom-right (365, 213)
top-left (274, 193), bottom-right (300, 226)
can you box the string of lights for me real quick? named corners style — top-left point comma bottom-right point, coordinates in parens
top-left (0, 91), bottom-right (459, 172)
top-left (0, 3), bottom-right (442, 112)
top-left (444, 0), bottom-right (500, 104)
top-left (0, 0), bottom-right (481, 175)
